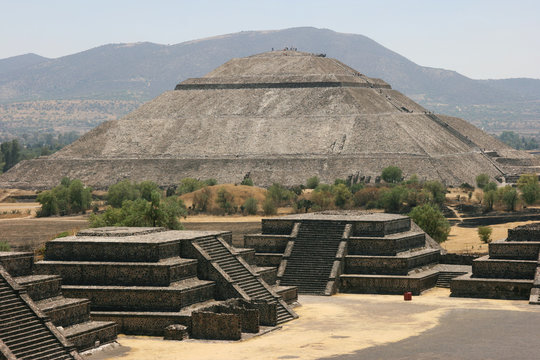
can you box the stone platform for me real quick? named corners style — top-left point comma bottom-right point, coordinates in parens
top-left (451, 223), bottom-right (540, 303)
top-left (34, 227), bottom-right (297, 337)
top-left (244, 212), bottom-right (457, 296)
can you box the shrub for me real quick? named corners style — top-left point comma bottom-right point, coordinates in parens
top-left (380, 186), bottom-right (408, 213)
top-left (409, 203), bottom-right (450, 243)
top-left (0, 241), bottom-right (11, 252)
top-left (311, 188), bottom-right (334, 210)
top-left (497, 186), bottom-right (519, 211)
top-left (478, 226), bottom-right (492, 243)
top-left (517, 174), bottom-right (540, 205)
top-left (381, 166), bottom-right (402, 184)
top-left (332, 183), bottom-right (352, 208)
top-left (306, 176), bottom-right (320, 189)
top-left (203, 178), bottom-right (218, 186)
top-left (353, 187), bottom-right (381, 208)
top-left (483, 190), bottom-right (496, 212)
top-left (262, 198), bottom-right (277, 215)
top-left (484, 182), bottom-right (498, 192)
top-left (243, 197), bottom-right (258, 215)
top-left (241, 178), bottom-right (254, 186)
top-left (460, 183), bottom-right (474, 191)
top-left (424, 180), bottom-right (447, 206)
top-left (37, 177), bottom-right (92, 217)
top-left (350, 182), bottom-right (364, 194)
top-left (216, 187), bottom-right (235, 214)
top-left (193, 187), bottom-right (212, 212)
top-left (267, 183), bottom-right (295, 206)
top-left (107, 180), bottom-right (139, 208)
top-left (475, 174), bottom-right (490, 189)
top-left (294, 199), bottom-right (312, 213)
top-left (177, 178), bottom-right (204, 195)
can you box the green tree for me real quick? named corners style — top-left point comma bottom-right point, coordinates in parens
top-left (243, 197), bottom-right (258, 215)
top-left (381, 186), bottom-right (408, 213)
top-left (177, 178), bottom-right (204, 195)
top-left (424, 180), bottom-right (447, 206)
top-left (497, 186), bottom-right (518, 211)
top-left (409, 203), bottom-right (450, 243)
top-left (216, 187), bottom-right (235, 214)
top-left (68, 179), bottom-right (92, 213)
top-left (107, 180), bottom-right (140, 208)
top-left (193, 187), bottom-right (211, 212)
top-left (1, 139), bottom-right (21, 172)
top-left (483, 190), bottom-right (496, 212)
top-left (484, 182), bottom-right (498, 192)
top-left (262, 198), bottom-right (277, 215)
top-left (306, 176), bottom-right (320, 189)
top-left (203, 178), bottom-right (218, 186)
top-left (517, 174), bottom-right (540, 205)
top-left (478, 226), bottom-right (492, 243)
top-left (332, 183), bottom-right (352, 208)
top-left (267, 183), bottom-right (295, 206)
top-left (0, 241), bottom-right (11, 252)
top-left (241, 178), bottom-right (254, 186)
top-left (381, 166), bottom-right (403, 184)
top-left (36, 178), bottom-right (92, 217)
top-left (138, 181), bottom-right (161, 202)
top-left (475, 174), bottom-right (490, 189)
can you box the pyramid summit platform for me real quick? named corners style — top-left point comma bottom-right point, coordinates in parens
top-left (1, 50), bottom-right (536, 189)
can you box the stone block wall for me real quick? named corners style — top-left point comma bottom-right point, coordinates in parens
top-left (261, 219), bottom-right (295, 235)
top-left (244, 235), bottom-right (290, 253)
top-left (191, 312), bottom-right (241, 340)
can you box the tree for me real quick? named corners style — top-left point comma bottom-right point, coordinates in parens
top-left (380, 186), bottom-right (408, 213)
top-left (423, 181), bottom-right (446, 206)
top-left (262, 198), bottom-right (277, 215)
top-left (475, 174), bottom-right (490, 189)
top-left (332, 183), bottom-right (352, 208)
top-left (267, 183), bottom-right (295, 206)
top-left (138, 181), bottom-right (161, 202)
top-left (311, 185), bottom-right (334, 210)
top-left (517, 174), bottom-right (540, 205)
top-left (483, 190), bottom-right (496, 212)
top-left (243, 197), bottom-right (258, 215)
top-left (37, 178), bottom-right (92, 217)
top-left (502, 188), bottom-right (519, 211)
top-left (216, 187), bottom-right (235, 214)
top-left (107, 180), bottom-right (139, 208)
top-left (193, 187), bottom-right (211, 212)
top-left (381, 166), bottom-right (402, 184)
top-left (241, 178), bottom-right (254, 186)
top-left (177, 178), bottom-right (204, 195)
top-left (306, 176), bottom-right (320, 189)
top-left (478, 226), bottom-right (492, 243)
top-left (68, 179), bottom-right (92, 213)
top-left (1, 139), bottom-right (21, 172)
top-left (409, 203), bottom-right (450, 243)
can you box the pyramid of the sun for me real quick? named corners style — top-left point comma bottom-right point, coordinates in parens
top-left (0, 50), bottom-right (536, 189)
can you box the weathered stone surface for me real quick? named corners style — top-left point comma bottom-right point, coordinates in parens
top-left (1, 50), bottom-right (535, 189)
top-left (163, 324), bottom-right (188, 341)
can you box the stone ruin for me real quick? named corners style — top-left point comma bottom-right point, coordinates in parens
top-left (451, 223), bottom-right (540, 303)
top-left (1, 50), bottom-right (538, 190)
top-left (244, 212), bottom-right (468, 295)
top-left (0, 226), bottom-right (298, 358)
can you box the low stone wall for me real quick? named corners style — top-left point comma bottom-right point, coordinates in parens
top-left (261, 219), bottom-right (295, 235)
top-left (345, 251), bottom-right (439, 275)
top-left (244, 235), bottom-right (290, 253)
top-left (254, 253), bottom-right (283, 267)
top-left (92, 312), bottom-right (190, 336)
top-left (472, 256), bottom-right (537, 279)
top-left (0, 252), bottom-right (33, 277)
top-left (351, 218), bottom-right (410, 237)
top-left (451, 274), bottom-right (533, 300)
top-left (347, 233), bottom-right (425, 256)
top-left (508, 226), bottom-right (540, 242)
top-left (489, 241), bottom-right (540, 260)
top-left (17, 275), bottom-right (62, 301)
top-left (440, 253), bottom-right (480, 265)
top-left (200, 300), bottom-right (260, 333)
top-left (191, 312), bottom-right (241, 340)
top-left (339, 273), bottom-right (438, 295)
top-left (45, 300), bottom-right (90, 328)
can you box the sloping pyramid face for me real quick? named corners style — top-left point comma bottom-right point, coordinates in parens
top-left (0, 51), bottom-right (533, 189)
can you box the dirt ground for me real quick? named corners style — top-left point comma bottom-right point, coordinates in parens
top-left (85, 289), bottom-right (540, 360)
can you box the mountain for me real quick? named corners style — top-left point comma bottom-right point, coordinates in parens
top-left (0, 27), bottom-right (538, 137)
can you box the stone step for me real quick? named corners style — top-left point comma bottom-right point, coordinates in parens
top-left (344, 248), bottom-right (440, 276)
top-left (34, 257), bottom-right (198, 286)
top-left (63, 320), bottom-right (118, 352)
top-left (340, 270), bottom-right (439, 295)
top-left (14, 274), bottom-right (63, 301)
top-left (91, 310), bottom-right (191, 336)
top-left (488, 240), bottom-right (540, 260)
top-left (347, 231), bottom-right (426, 256)
top-left (61, 278), bottom-right (215, 312)
top-left (436, 272), bottom-right (468, 288)
top-left (36, 296), bottom-right (91, 328)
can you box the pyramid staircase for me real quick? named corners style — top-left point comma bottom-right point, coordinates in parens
top-left (278, 221), bottom-right (347, 295)
top-left (194, 237), bottom-right (296, 324)
top-left (246, 213), bottom-right (447, 296)
top-left (435, 271), bottom-right (468, 288)
top-left (0, 265), bottom-right (82, 360)
top-left (0, 252), bottom-right (116, 353)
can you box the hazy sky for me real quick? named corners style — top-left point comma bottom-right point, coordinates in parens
top-left (1, 0), bottom-right (539, 79)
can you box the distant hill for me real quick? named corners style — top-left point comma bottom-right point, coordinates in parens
top-left (0, 27), bottom-right (539, 137)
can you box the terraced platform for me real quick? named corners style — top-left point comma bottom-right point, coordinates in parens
top-left (245, 212), bottom-right (454, 296)
top-left (451, 223), bottom-right (540, 303)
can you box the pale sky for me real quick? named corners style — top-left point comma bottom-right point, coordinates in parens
top-left (1, 0), bottom-right (539, 79)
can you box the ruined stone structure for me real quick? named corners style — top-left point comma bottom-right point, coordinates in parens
top-left (28, 227), bottom-right (296, 338)
top-left (0, 252), bottom-right (115, 359)
top-left (451, 223), bottom-right (540, 303)
top-left (1, 50), bottom-right (537, 190)
top-left (245, 213), bottom-right (468, 295)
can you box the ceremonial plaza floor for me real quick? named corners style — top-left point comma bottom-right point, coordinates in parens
top-left (86, 288), bottom-right (540, 360)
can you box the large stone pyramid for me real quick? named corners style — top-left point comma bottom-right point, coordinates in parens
top-left (0, 50), bottom-right (536, 189)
